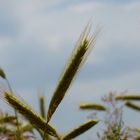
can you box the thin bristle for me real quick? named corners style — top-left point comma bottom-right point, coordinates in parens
top-left (125, 102), bottom-right (140, 111)
top-left (47, 24), bottom-right (99, 122)
top-left (63, 120), bottom-right (98, 140)
top-left (80, 103), bottom-right (106, 111)
top-left (4, 92), bottom-right (59, 138)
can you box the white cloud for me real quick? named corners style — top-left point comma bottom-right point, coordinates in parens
top-left (0, 0), bottom-right (140, 82)
top-left (0, 0), bottom-right (140, 85)
top-left (68, 70), bottom-right (140, 103)
top-left (69, 2), bottom-right (103, 13)
top-left (124, 1), bottom-right (140, 11)
top-left (0, 2), bottom-right (140, 138)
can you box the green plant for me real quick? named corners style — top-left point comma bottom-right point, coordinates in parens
top-left (0, 110), bottom-right (34, 140)
top-left (80, 92), bottom-right (140, 140)
top-left (0, 24), bottom-right (99, 140)
top-left (0, 67), bottom-right (21, 139)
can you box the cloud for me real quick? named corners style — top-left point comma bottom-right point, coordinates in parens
top-left (0, 0), bottom-right (139, 90)
top-left (69, 2), bottom-right (102, 13)
top-left (0, 1), bottom-right (140, 139)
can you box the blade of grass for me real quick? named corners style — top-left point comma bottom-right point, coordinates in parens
top-left (63, 120), bottom-right (98, 140)
top-left (47, 24), bottom-right (100, 122)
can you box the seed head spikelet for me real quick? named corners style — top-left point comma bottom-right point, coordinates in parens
top-left (4, 92), bottom-right (59, 138)
top-left (47, 24), bottom-right (99, 122)
top-left (80, 103), bottom-right (106, 111)
top-left (62, 120), bottom-right (98, 140)
top-left (116, 95), bottom-right (140, 101)
top-left (125, 101), bottom-right (140, 111)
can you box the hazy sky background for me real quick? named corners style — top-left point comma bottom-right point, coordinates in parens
top-left (0, 0), bottom-right (140, 139)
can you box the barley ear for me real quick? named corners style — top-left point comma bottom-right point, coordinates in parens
top-left (0, 67), bottom-right (6, 79)
top-left (47, 24), bottom-right (99, 122)
top-left (4, 92), bottom-right (59, 138)
top-left (62, 120), bottom-right (98, 140)
top-left (80, 103), bottom-right (106, 111)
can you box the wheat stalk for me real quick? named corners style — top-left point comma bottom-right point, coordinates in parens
top-left (4, 92), bottom-right (59, 138)
top-left (47, 24), bottom-right (99, 122)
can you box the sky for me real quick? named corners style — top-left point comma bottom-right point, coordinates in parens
top-left (0, 0), bottom-right (140, 139)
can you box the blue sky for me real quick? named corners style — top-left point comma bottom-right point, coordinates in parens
top-left (0, 0), bottom-right (140, 139)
